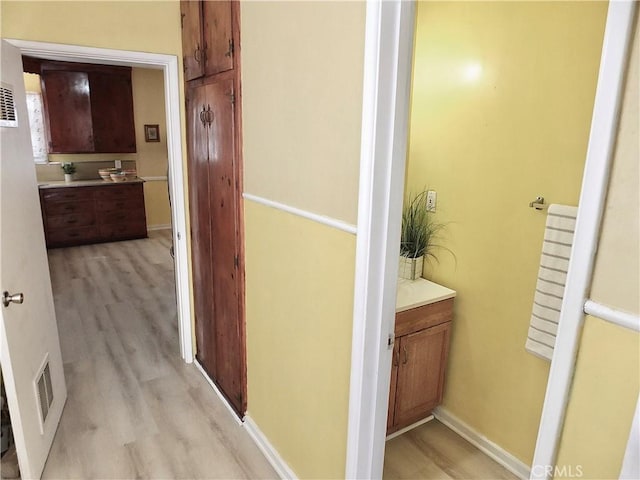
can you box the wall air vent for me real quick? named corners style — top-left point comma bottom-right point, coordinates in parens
top-left (0, 83), bottom-right (18, 128)
top-left (35, 359), bottom-right (54, 431)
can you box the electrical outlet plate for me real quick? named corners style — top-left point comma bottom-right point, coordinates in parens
top-left (426, 190), bottom-right (437, 212)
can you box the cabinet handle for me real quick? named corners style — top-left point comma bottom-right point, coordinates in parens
top-left (393, 347), bottom-right (399, 367)
top-left (199, 106), bottom-right (207, 127)
top-left (403, 346), bottom-right (408, 365)
top-left (205, 105), bottom-right (214, 126)
top-left (194, 44), bottom-right (202, 64)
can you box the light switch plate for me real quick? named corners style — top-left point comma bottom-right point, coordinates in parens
top-left (426, 190), bottom-right (437, 212)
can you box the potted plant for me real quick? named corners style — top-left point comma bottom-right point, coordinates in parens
top-left (61, 162), bottom-right (76, 183)
top-left (399, 190), bottom-right (451, 280)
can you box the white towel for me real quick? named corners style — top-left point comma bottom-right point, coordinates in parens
top-left (525, 204), bottom-right (578, 361)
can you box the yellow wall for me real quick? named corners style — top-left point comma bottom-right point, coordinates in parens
top-left (555, 14), bottom-right (639, 479)
top-left (241, 2), bottom-right (365, 476)
top-left (244, 202), bottom-right (355, 479)
top-left (131, 68), bottom-right (171, 229)
top-left (406, 1), bottom-right (607, 464)
top-left (241, 1), bottom-right (364, 225)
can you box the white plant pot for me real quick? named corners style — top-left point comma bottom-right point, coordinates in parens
top-left (398, 255), bottom-right (423, 280)
top-left (64, 173), bottom-right (74, 183)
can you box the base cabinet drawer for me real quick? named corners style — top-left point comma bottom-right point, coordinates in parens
top-left (40, 183), bottom-right (147, 248)
top-left (387, 298), bottom-right (454, 434)
top-left (46, 226), bottom-right (99, 247)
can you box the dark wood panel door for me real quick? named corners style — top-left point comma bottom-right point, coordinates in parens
top-left (187, 84), bottom-right (215, 375)
top-left (90, 70), bottom-right (136, 152)
top-left (204, 78), bottom-right (243, 413)
top-left (394, 322), bottom-right (451, 428)
top-left (41, 70), bottom-right (94, 153)
top-left (202, 1), bottom-right (234, 77)
top-left (181, 0), bottom-right (204, 81)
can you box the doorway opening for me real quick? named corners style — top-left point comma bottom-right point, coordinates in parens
top-left (6, 39), bottom-right (193, 364)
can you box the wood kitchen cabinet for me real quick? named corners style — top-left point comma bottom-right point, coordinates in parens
top-left (181, 0), bottom-right (234, 81)
top-left (388, 297), bottom-right (454, 434)
top-left (39, 182), bottom-right (147, 248)
top-left (36, 60), bottom-right (136, 154)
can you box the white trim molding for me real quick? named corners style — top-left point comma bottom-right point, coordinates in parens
top-left (243, 192), bottom-right (356, 235)
top-left (147, 224), bottom-right (172, 232)
top-left (140, 175), bottom-right (168, 182)
top-left (584, 300), bottom-right (640, 332)
top-left (531, 2), bottom-right (637, 478)
top-left (385, 415), bottom-right (434, 441)
top-left (620, 394), bottom-right (640, 480)
top-left (6, 39), bottom-right (194, 364)
top-left (345, 1), bottom-right (416, 478)
top-left (434, 408), bottom-right (531, 480)
top-left (243, 416), bottom-right (298, 480)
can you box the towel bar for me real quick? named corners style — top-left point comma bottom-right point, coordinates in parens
top-left (529, 196), bottom-right (546, 210)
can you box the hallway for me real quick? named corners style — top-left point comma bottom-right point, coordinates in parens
top-left (43, 231), bottom-right (276, 479)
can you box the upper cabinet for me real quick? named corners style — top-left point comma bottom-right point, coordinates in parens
top-left (181, 0), bottom-right (234, 81)
top-left (28, 59), bottom-right (137, 154)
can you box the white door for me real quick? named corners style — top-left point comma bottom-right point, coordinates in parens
top-left (0, 40), bottom-right (66, 479)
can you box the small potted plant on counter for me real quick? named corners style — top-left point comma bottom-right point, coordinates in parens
top-left (61, 162), bottom-right (76, 183)
top-left (399, 190), bottom-right (452, 280)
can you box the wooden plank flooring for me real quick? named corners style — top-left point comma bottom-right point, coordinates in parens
top-left (384, 420), bottom-right (518, 480)
top-left (43, 231), bottom-right (277, 479)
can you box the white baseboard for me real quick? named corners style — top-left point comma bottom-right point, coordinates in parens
top-left (193, 360), bottom-right (243, 426)
top-left (386, 414), bottom-right (434, 441)
top-left (147, 224), bottom-right (171, 231)
top-left (244, 415), bottom-right (298, 480)
top-left (434, 407), bottom-right (531, 480)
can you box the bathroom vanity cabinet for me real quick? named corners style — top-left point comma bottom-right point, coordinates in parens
top-left (388, 279), bottom-right (456, 434)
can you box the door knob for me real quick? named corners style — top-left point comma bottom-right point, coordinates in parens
top-left (2, 291), bottom-right (24, 307)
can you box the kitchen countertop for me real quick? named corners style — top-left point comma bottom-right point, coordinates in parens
top-left (38, 178), bottom-right (144, 189)
top-left (396, 277), bottom-right (456, 313)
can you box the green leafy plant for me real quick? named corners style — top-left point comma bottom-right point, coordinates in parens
top-left (400, 190), bottom-right (452, 261)
top-left (61, 162), bottom-right (76, 175)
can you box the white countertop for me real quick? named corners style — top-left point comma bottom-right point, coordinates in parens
top-left (38, 178), bottom-right (144, 189)
top-left (396, 277), bottom-right (456, 313)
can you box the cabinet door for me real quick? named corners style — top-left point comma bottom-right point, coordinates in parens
top-left (41, 70), bottom-right (94, 153)
top-left (89, 70), bottom-right (136, 153)
top-left (394, 322), bottom-right (451, 428)
top-left (187, 83), bottom-right (215, 375)
top-left (205, 78), bottom-right (244, 413)
top-left (181, 0), bottom-right (204, 81)
top-left (202, 0), bottom-right (234, 76)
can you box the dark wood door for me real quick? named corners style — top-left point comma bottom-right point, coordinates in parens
top-left (202, 1), bottom-right (234, 77)
top-left (205, 78), bottom-right (242, 412)
top-left (188, 78), bottom-right (244, 414)
top-left (187, 84), bottom-right (215, 374)
top-left (394, 322), bottom-right (451, 428)
top-left (90, 70), bottom-right (136, 153)
top-left (41, 70), bottom-right (94, 153)
top-left (180, 0), bottom-right (204, 81)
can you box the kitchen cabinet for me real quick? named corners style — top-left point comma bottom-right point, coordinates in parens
top-left (37, 60), bottom-right (136, 154)
top-left (187, 77), bottom-right (244, 414)
top-left (388, 283), bottom-right (455, 434)
top-left (180, 0), bottom-right (234, 81)
top-left (39, 182), bottom-right (147, 248)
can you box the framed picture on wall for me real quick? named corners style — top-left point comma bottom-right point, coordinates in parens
top-left (144, 124), bottom-right (160, 142)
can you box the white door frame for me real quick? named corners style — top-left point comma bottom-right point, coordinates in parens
top-left (345, 1), bottom-right (637, 479)
top-left (345, 1), bottom-right (416, 478)
top-left (4, 38), bottom-right (194, 364)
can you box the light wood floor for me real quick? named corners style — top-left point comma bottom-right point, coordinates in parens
top-left (384, 420), bottom-right (518, 480)
top-left (43, 231), bottom-right (277, 479)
